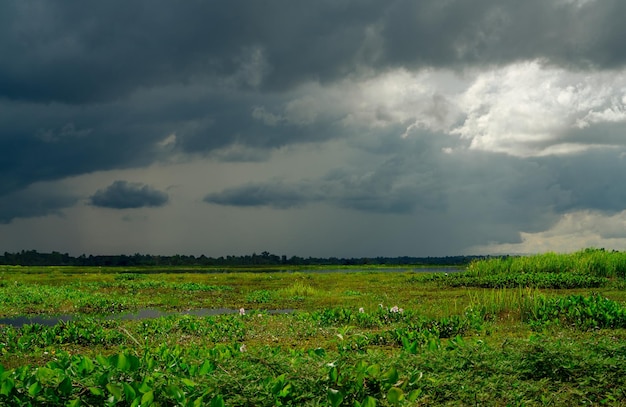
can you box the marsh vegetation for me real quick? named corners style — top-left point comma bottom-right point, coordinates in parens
top-left (1, 248), bottom-right (626, 405)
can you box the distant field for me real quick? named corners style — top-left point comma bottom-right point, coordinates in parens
top-left (1, 249), bottom-right (626, 405)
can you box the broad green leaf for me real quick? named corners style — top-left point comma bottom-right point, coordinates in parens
top-left (77, 357), bottom-right (94, 374)
top-left (127, 354), bottom-right (140, 372)
top-left (28, 381), bottom-right (42, 397)
top-left (181, 378), bottom-right (196, 387)
top-left (381, 367), bottom-right (399, 384)
top-left (427, 338), bottom-right (439, 351)
top-left (327, 388), bottom-right (344, 407)
top-left (366, 364), bottom-right (380, 378)
top-left (96, 355), bottom-right (109, 367)
top-left (112, 353), bottom-right (129, 371)
top-left (138, 379), bottom-right (152, 393)
top-left (141, 390), bottom-right (154, 405)
top-left (106, 383), bottom-right (123, 401)
top-left (88, 387), bottom-right (104, 396)
top-left (329, 366), bottom-right (338, 383)
top-left (123, 382), bottom-right (137, 401)
top-left (0, 377), bottom-right (14, 396)
top-left (361, 396), bottom-right (377, 407)
top-left (407, 389), bottom-right (422, 401)
top-left (67, 398), bottom-right (81, 407)
top-left (387, 387), bottom-right (404, 404)
top-left (166, 385), bottom-right (184, 402)
top-left (199, 360), bottom-right (214, 375)
top-left (58, 376), bottom-right (73, 395)
top-left (210, 395), bottom-right (225, 407)
top-left (36, 367), bottom-right (56, 382)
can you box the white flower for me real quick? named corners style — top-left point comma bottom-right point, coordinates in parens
top-left (239, 344), bottom-right (247, 353)
top-left (239, 307), bottom-right (245, 316)
top-left (390, 306), bottom-right (399, 313)
top-left (359, 307), bottom-right (365, 313)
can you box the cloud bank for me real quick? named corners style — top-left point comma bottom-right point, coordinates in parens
top-left (1, 1), bottom-right (626, 256)
top-left (90, 181), bottom-right (169, 209)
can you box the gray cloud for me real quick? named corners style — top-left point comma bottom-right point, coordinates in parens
top-left (204, 182), bottom-right (309, 210)
top-left (0, 184), bottom-right (78, 224)
top-left (2, 0), bottom-right (626, 256)
top-left (2, 1), bottom-right (626, 105)
top-left (90, 181), bottom-right (169, 209)
top-left (2, 0), bottom-right (625, 198)
top-left (204, 131), bottom-right (626, 251)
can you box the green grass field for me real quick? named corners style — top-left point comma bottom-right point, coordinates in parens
top-left (2, 249), bottom-right (626, 405)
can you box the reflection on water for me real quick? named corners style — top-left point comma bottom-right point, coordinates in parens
top-left (0, 314), bottom-right (75, 328)
top-left (0, 308), bottom-right (293, 328)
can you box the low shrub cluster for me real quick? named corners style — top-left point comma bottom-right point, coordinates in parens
top-left (525, 293), bottom-right (626, 330)
top-left (435, 271), bottom-right (608, 289)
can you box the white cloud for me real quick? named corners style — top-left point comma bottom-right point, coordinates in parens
top-left (262, 62), bottom-right (626, 159)
top-left (452, 61), bottom-right (626, 156)
top-left (471, 210), bottom-right (626, 254)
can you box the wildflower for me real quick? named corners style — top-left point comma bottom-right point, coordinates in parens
top-left (239, 307), bottom-right (245, 316)
top-left (239, 344), bottom-right (247, 353)
top-left (390, 306), bottom-right (399, 313)
top-left (399, 308), bottom-right (404, 313)
top-left (359, 307), bottom-right (365, 313)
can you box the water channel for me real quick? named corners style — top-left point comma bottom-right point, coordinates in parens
top-left (0, 308), bottom-right (294, 328)
top-left (0, 267), bottom-right (461, 327)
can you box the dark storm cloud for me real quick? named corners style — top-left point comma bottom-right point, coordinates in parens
top-left (205, 133), bottom-right (448, 214)
top-left (201, 134), bottom-right (440, 214)
top-left (204, 131), bottom-right (626, 250)
top-left (0, 98), bottom-right (173, 198)
top-left (3, 0), bottom-right (626, 254)
top-left (1, 0), bottom-right (626, 105)
top-left (0, 185), bottom-right (78, 224)
top-left (90, 181), bottom-right (168, 209)
top-left (204, 182), bottom-right (310, 209)
top-left (544, 149), bottom-right (626, 214)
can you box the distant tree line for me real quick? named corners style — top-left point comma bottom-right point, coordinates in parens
top-left (0, 250), bottom-right (487, 267)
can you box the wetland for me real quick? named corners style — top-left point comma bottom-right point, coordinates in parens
top-left (1, 249), bottom-right (626, 405)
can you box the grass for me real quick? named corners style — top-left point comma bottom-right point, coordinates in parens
top-left (2, 249), bottom-right (626, 405)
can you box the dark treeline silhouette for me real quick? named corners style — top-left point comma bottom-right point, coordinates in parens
top-left (0, 250), bottom-right (485, 267)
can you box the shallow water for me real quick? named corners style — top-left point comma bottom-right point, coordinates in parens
top-left (0, 308), bottom-right (293, 328)
top-left (0, 267), bottom-right (459, 328)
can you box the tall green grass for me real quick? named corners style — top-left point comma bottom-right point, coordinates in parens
top-left (467, 248), bottom-right (626, 278)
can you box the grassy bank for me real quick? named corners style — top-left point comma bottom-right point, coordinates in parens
top-left (1, 249), bottom-right (626, 405)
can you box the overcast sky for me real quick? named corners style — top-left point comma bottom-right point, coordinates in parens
top-left (2, 0), bottom-right (626, 257)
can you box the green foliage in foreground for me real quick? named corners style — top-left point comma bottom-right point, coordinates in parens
top-left (2, 292), bottom-right (626, 405)
top-left (4, 250), bottom-right (626, 405)
top-left (2, 330), bottom-right (626, 406)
